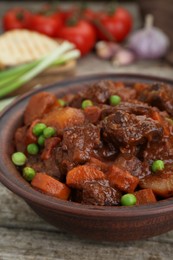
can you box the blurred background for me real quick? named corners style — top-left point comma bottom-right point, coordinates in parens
top-left (0, 0), bottom-right (173, 105)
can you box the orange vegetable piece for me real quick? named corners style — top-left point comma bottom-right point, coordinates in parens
top-left (41, 137), bottom-right (61, 160)
top-left (108, 165), bottom-right (139, 193)
top-left (134, 189), bottom-right (157, 205)
top-left (66, 165), bottom-right (105, 189)
top-left (42, 107), bottom-right (85, 135)
top-left (31, 173), bottom-right (71, 200)
top-left (139, 173), bottom-right (173, 198)
top-left (24, 92), bottom-right (57, 125)
top-left (151, 110), bottom-right (170, 136)
top-left (84, 106), bottom-right (101, 124)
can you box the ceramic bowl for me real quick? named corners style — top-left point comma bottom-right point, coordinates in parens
top-left (1, 73), bottom-right (173, 242)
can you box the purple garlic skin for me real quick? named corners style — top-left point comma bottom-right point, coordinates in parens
top-left (112, 49), bottom-right (136, 66)
top-left (95, 41), bottom-right (121, 60)
top-left (128, 27), bottom-right (170, 59)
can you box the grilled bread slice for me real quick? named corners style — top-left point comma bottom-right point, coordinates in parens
top-left (0, 29), bottom-right (60, 68)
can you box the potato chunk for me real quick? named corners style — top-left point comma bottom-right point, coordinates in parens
top-left (42, 107), bottom-right (85, 135)
top-left (24, 92), bottom-right (57, 125)
top-left (139, 174), bottom-right (173, 198)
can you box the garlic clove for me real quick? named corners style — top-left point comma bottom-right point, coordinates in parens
top-left (112, 49), bottom-right (136, 66)
top-left (95, 41), bottom-right (121, 60)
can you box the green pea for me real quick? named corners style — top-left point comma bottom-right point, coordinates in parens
top-left (109, 95), bottom-right (121, 106)
top-left (32, 123), bottom-right (47, 136)
top-left (43, 127), bottom-right (56, 138)
top-left (11, 152), bottom-right (27, 166)
top-left (82, 100), bottom-right (93, 109)
top-left (58, 99), bottom-right (66, 107)
top-left (38, 135), bottom-right (45, 146)
top-left (27, 143), bottom-right (39, 155)
top-left (23, 167), bottom-right (36, 182)
top-left (151, 160), bottom-right (164, 172)
top-left (121, 194), bottom-right (137, 206)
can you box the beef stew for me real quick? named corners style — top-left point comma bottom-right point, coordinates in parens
top-left (12, 80), bottom-right (173, 206)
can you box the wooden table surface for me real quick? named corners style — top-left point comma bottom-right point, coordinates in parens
top-left (1, 2), bottom-right (173, 260)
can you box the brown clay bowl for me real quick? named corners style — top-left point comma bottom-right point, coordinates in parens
top-left (1, 73), bottom-right (173, 242)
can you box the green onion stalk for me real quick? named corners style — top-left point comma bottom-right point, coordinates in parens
top-left (0, 41), bottom-right (80, 98)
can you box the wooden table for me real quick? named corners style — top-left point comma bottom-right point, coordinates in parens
top-left (1, 2), bottom-right (173, 260)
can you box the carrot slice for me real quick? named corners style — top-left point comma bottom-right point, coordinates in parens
top-left (31, 173), bottom-right (71, 200)
top-left (84, 106), bottom-right (101, 124)
top-left (134, 189), bottom-right (157, 205)
top-left (108, 165), bottom-right (139, 193)
top-left (66, 165), bottom-right (105, 189)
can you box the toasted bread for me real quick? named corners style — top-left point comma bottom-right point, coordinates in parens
top-left (0, 29), bottom-right (60, 68)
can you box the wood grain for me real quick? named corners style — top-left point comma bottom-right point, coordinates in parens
top-left (1, 184), bottom-right (173, 260)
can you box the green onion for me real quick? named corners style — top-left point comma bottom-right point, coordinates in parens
top-left (0, 42), bottom-right (80, 98)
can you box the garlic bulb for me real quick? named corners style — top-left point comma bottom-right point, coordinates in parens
top-left (128, 14), bottom-right (170, 59)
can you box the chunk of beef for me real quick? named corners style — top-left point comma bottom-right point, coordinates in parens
top-left (55, 124), bottom-right (101, 173)
top-left (96, 141), bottom-right (119, 161)
top-left (26, 153), bottom-right (62, 180)
top-left (70, 80), bottom-right (136, 107)
top-left (42, 107), bottom-right (85, 135)
top-left (83, 80), bottom-right (117, 104)
top-left (102, 111), bottom-right (163, 147)
top-left (86, 157), bottom-right (109, 173)
top-left (143, 136), bottom-right (173, 164)
top-left (84, 80), bottom-right (136, 104)
top-left (41, 137), bottom-right (61, 160)
top-left (24, 92), bottom-right (57, 125)
top-left (82, 180), bottom-right (122, 206)
top-left (14, 120), bottom-right (38, 152)
top-left (137, 83), bottom-right (173, 117)
top-left (101, 101), bottom-right (158, 120)
top-left (62, 124), bottom-right (100, 164)
top-left (113, 155), bottom-right (144, 178)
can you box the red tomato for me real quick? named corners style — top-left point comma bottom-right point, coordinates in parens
top-left (3, 8), bottom-right (31, 31)
top-left (58, 7), bottom-right (77, 22)
top-left (28, 13), bottom-right (63, 37)
top-left (82, 8), bottom-right (97, 22)
top-left (57, 20), bottom-right (96, 56)
top-left (95, 7), bottom-right (133, 42)
top-left (113, 8), bottom-right (133, 34)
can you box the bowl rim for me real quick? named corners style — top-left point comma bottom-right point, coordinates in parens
top-left (1, 72), bottom-right (173, 218)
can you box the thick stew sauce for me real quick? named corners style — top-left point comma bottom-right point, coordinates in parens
top-left (13, 80), bottom-right (173, 206)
